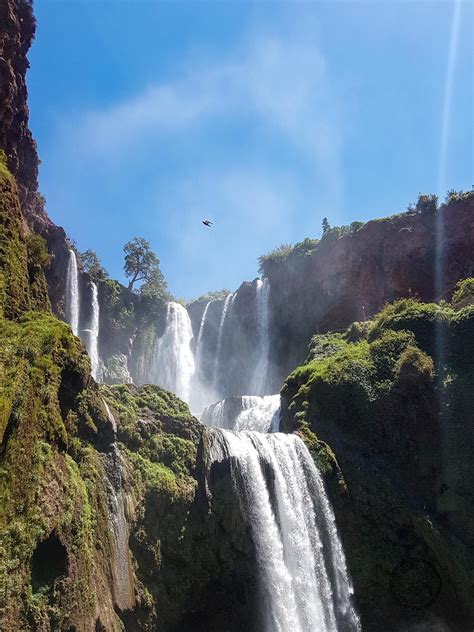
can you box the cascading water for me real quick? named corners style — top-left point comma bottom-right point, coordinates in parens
top-left (150, 302), bottom-right (195, 402)
top-left (234, 395), bottom-right (280, 432)
top-left (66, 249), bottom-right (80, 336)
top-left (207, 429), bottom-right (361, 632)
top-left (212, 292), bottom-right (234, 390)
top-left (252, 278), bottom-right (271, 395)
top-left (85, 282), bottom-right (100, 380)
top-left (101, 404), bottom-right (135, 611)
top-left (194, 300), bottom-right (211, 374)
top-left (202, 394), bottom-right (280, 432)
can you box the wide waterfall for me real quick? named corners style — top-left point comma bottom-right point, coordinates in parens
top-left (85, 282), bottom-right (100, 380)
top-left (252, 278), bottom-right (271, 395)
top-left (207, 430), bottom-right (361, 632)
top-left (150, 302), bottom-right (195, 402)
top-left (66, 249), bottom-right (80, 336)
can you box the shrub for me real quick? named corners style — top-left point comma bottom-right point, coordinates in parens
top-left (369, 330), bottom-right (416, 382)
top-left (415, 194), bottom-right (438, 214)
top-left (394, 346), bottom-right (434, 386)
top-left (368, 298), bottom-right (451, 359)
top-left (451, 278), bottom-right (474, 311)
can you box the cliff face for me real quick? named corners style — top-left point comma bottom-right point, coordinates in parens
top-left (0, 0), bottom-right (72, 316)
top-left (265, 196), bottom-right (474, 385)
top-left (280, 295), bottom-right (474, 631)
top-left (0, 0), bottom-right (37, 206)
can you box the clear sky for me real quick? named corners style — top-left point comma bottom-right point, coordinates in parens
top-left (28, 0), bottom-right (473, 300)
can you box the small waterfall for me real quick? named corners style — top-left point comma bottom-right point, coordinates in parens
top-left (234, 395), bottom-right (280, 432)
top-left (103, 445), bottom-right (135, 611)
top-left (85, 282), bottom-right (100, 380)
top-left (150, 302), bottom-right (195, 402)
top-left (194, 300), bottom-right (211, 373)
top-left (252, 278), bottom-right (271, 395)
top-left (66, 249), bottom-right (80, 335)
top-left (212, 293), bottom-right (234, 390)
top-left (202, 394), bottom-right (280, 432)
top-left (207, 430), bottom-right (360, 632)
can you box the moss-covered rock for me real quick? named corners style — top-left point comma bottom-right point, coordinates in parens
top-left (281, 291), bottom-right (474, 631)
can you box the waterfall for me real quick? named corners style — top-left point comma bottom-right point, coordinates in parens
top-left (66, 249), bottom-right (80, 335)
top-left (207, 430), bottom-right (361, 632)
top-left (252, 278), bottom-right (271, 395)
top-left (234, 395), bottom-right (280, 432)
top-left (102, 444), bottom-right (135, 611)
top-left (150, 302), bottom-right (195, 402)
top-left (212, 292), bottom-right (234, 390)
top-left (194, 300), bottom-right (211, 373)
top-left (85, 282), bottom-right (100, 380)
top-left (202, 394), bottom-right (280, 432)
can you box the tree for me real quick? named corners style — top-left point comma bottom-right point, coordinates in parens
top-left (139, 267), bottom-right (167, 301)
top-left (123, 237), bottom-right (165, 294)
top-left (81, 249), bottom-right (108, 282)
top-left (322, 217), bottom-right (331, 235)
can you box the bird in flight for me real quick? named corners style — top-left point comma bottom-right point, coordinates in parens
top-left (202, 219), bottom-right (213, 227)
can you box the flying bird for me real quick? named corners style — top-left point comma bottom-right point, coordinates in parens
top-left (202, 220), bottom-right (213, 227)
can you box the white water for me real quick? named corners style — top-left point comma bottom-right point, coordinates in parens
top-left (252, 278), bottom-right (271, 395)
top-left (204, 394), bottom-right (281, 432)
top-left (85, 282), bottom-right (100, 380)
top-left (235, 394), bottom-right (280, 432)
top-left (208, 430), bottom-right (361, 632)
top-left (103, 444), bottom-right (135, 611)
top-left (212, 293), bottom-right (234, 389)
top-left (66, 249), bottom-right (80, 336)
top-left (150, 302), bottom-right (195, 402)
top-left (194, 300), bottom-right (211, 373)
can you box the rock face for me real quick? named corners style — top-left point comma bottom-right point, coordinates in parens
top-left (264, 197), bottom-right (474, 386)
top-left (0, 0), bottom-right (37, 207)
top-left (280, 296), bottom-right (474, 631)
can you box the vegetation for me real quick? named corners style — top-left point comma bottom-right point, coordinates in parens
top-left (123, 237), bottom-right (167, 298)
top-left (192, 288), bottom-right (232, 304)
top-left (451, 277), bottom-right (474, 311)
top-left (80, 249), bottom-right (108, 282)
top-left (280, 285), bottom-right (474, 631)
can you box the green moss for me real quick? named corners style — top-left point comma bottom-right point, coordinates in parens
top-left (368, 298), bottom-right (452, 359)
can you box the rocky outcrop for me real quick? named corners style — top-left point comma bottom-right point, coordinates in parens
top-left (280, 294), bottom-right (474, 631)
top-left (265, 196), bottom-right (474, 384)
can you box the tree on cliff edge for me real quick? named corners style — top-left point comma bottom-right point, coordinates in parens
top-left (123, 237), bottom-right (166, 297)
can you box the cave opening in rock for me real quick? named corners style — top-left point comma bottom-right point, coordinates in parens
top-left (31, 531), bottom-right (68, 592)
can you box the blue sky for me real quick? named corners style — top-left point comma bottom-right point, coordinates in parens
top-left (28, 0), bottom-right (472, 300)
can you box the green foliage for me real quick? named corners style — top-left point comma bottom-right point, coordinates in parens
top-left (368, 298), bottom-right (452, 359)
top-left (26, 234), bottom-right (50, 268)
top-left (322, 217), bottom-right (330, 235)
top-left (0, 149), bottom-right (11, 180)
top-left (138, 267), bottom-right (167, 302)
top-left (123, 237), bottom-right (167, 296)
top-left (291, 237), bottom-right (319, 257)
top-left (394, 346), bottom-right (434, 386)
top-left (445, 189), bottom-right (471, 204)
top-left (307, 333), bottom-right (346, 362)
top-left (415, 193), bottom-right (438, 214)
top-left (258, 243), bottom-right (292, 274)
top-left (345, 320), bottom-right (371, 342)
top-left (192, 288), bottom-right (231, 304)
top-left (80, 249), bottom-right (108, 282)
top-left (369, 330), bottom-right (416, 382)
top-left (451, 278), bottom-right (474, 311)
top-left (350, 221), bottom-right (364, 233)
